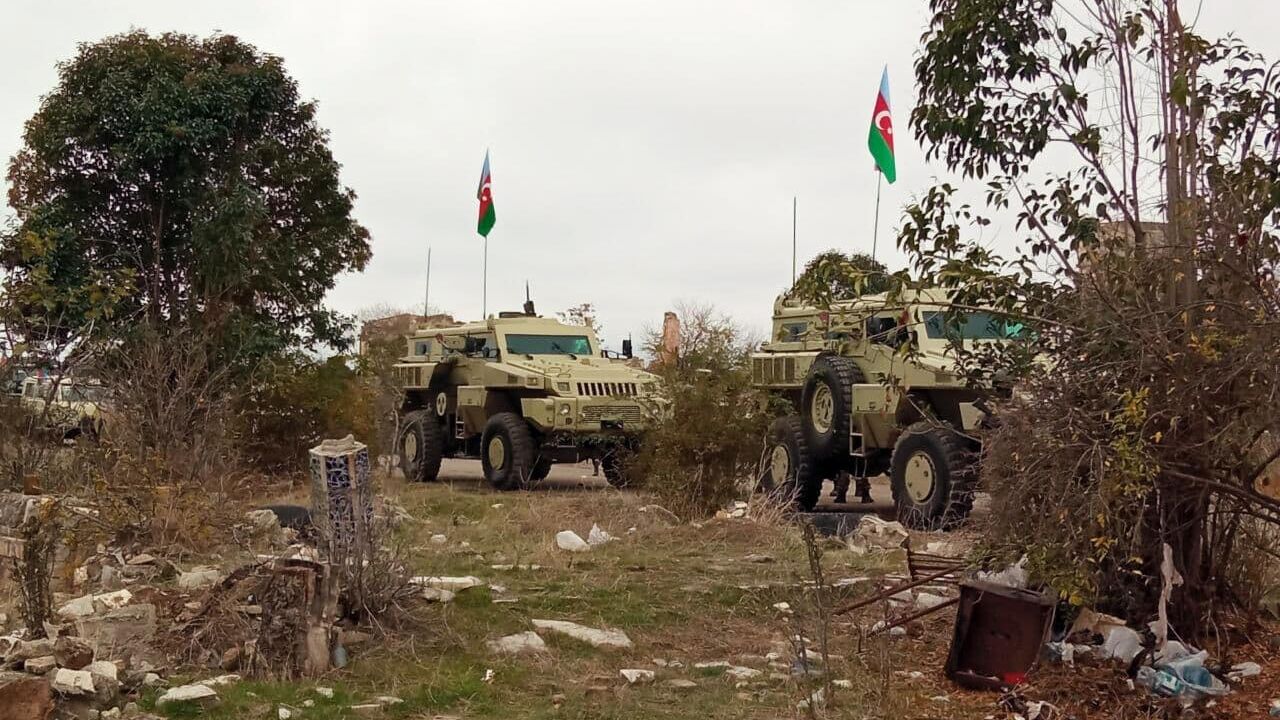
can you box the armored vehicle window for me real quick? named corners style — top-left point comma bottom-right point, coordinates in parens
top-left (414, 340), bottom-right (432, 356)
top-left (23, 382), bottom-right (38, 398)
top-left (923, 311), bottom-right (1025, 340)
top-left (465, 334), bottom-right (499, 359)
top-left (781, 322), bottom-right (808, 341)
top-left (505, 334), bottom-right (592, 356)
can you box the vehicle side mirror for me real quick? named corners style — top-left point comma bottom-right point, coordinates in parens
top-left (622, 339), bottom-right (633, 359)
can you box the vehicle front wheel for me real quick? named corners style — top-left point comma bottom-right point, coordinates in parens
top-left (399, 410), bottom-right (444, 483)
top-left (600, 451), bottom-right (633, 488)
top-left (889, 421), bottom-right (977, 530)
top-left (481, 412), bottom-right (537, 491)
top-left (759, 416), bottom-right (820, 511)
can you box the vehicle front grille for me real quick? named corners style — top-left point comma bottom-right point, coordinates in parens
top-left (580, 405), bottom-right (645, 423)
top-left (752, 356), bottom-right (797, 385)
top-left (576, 382), bottom-right (638, 397)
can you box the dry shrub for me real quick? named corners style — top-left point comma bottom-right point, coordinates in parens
top-left (86, 328), bottom-right (249, 549)
top-left (630, 302), bottom-right (771, 519)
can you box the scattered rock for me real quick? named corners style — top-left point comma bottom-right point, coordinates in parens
top-left (23, 656), bottom-right (56, 675)
top-left (833, 679), bottom-right (853, 689)
top-left (429, 534), bottom-right (448, 545)
top-left (531, 619), bottom-right (632, 649)
top-left (0, 670), bottom-right (53, 719)
top-left (75, 604), bottom-right (157, 656)
top-left (126, 554), bottom-right (156, 566)
top-left (56, 594), bottom-right (97, 620)
top-left (914, 592), bottom-right (950, 611)
top-left (349, 703), bottom-right (383, 715)
top-left (743, 553), bottom-right (774, 563)
top-left (315, 686), bottom-right (334, 699)
top-left (177, 566), bottom-right (223, 592)
top-left (847, 516), bottom-right (909, 555)
top-left (410, 576), bottom-right (483, 592)
top-left (694, 661), bottom-right (730, 670)
top-left (50, 668), bottom-right (95, 696)
top-left (156, 683), bottom-right (218, 706)
top-left (203, 674), bottom-right (241, 687)
top-left (620, 669), bottom-right (655, 685)
top-left (555, 530), bottom-right (591, 553)
top-left (142, 673), bottom-right (163, 687)
top-left (375, 695), bottom-right (403, 706)
top-left (587, 524), bottom-right (615, 546)
top-left (220, 646), bottom-right (241, 671)
top-left (93, 590), bottom-right (133, 612)
top-left (486, 632), bottom-right (547, 655)
top-left (662, 679), bottom-right (697, 690)
top-left (421, 588), bottom-right (456, 603)
top-left (278, 706), bottom-right (295, 719)
top-left (725, 666), bottom-right (762, 681)
top-left (86, 661), bottom-right (117, 682)
top-left (772, 602), bottom-right (792, 614)
top-left (6, 638), bottom-right (55, 664)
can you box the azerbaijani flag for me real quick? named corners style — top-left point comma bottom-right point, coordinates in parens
top-left (477, 150), bottom-right (496, 237)
top-left (867, 66), bottom-right (896, 184)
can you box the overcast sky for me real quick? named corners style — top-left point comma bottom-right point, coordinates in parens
top-left (3, 1), bottom-right (1278, 347)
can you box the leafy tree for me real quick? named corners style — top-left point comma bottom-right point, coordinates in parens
top-left (4, 31), bottom-right (371, 355)
top-left (896, 0), bottom-right (1280, 627)
top-left (556, 302), bottom-right (602, 337)
top-left (793, 250), bottom-right (890, 306)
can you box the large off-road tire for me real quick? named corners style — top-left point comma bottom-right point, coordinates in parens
top-left (399, 410), bottom-right (444, 483)
top-left (889, 421), bottom-right (978, 530)
top-left (530, 457), bottom-right (553, 483)
top-left (481, 412), bottom-right (538, 491)
top-left (800, 355), bottom-right (864, 460)
top-left (759, 416), bottom-right (821, 511)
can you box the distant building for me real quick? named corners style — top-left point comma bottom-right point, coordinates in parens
top-left (358, 313), bottom-right (459, 356)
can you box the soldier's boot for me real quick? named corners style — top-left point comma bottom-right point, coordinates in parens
top-left (856, 475), bottom-right (873, 504)
top-left (831, 471), bottom-right (850, 504)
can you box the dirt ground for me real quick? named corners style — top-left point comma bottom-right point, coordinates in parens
top-left (135, 460), bottom-right (1275, 719)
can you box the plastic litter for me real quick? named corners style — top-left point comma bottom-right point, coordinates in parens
top-left (975, 556), bottom-right (1028, 589)
top-left (587, 523), bottom-right (615, 546)
top-left (1228, 661), bottom-right (1262, 682)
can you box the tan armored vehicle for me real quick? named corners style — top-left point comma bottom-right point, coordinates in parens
top-left (752, 289), bottom-right (1021, 528)
top-left (393, 311), bottom-right (664, 489)
top-left (19, 376), bottom-right (109, 440)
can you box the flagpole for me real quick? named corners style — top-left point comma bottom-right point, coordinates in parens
top-left (482, 237), bottom-right (488, 319)
top-left (871, 169), bottom-right (883, 263)
top-left (792, 196), bottom-right (797, 287)
top-left (423, 247), bottom-right (432, 318)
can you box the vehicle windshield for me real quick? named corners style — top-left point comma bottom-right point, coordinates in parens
top-left (922, 311), bottom-right (1026, 341)
top-left (505, 334), bottom-right (593, 356)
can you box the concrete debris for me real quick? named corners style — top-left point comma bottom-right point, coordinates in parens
top-left (846, 516), bottom-right (909, 555)
top-left (278, 706), bottom-right (295, 720)
top-left (421, 588), bottom-right (456, 603)
top-left (587, 523), bottom-right (615, 546)
top-left (555, 530), bottom-right (591, 552)
top-left (914, 592), bottom-right (950, 611)
top-left (75, 604), bottom-right (157, 656)
top-left (204, 674), bottom-right (242, 687)
top-left (429, 534), bottom-right (448, 545)
top-left (86, 660), bottom-right (117, 682)
top-left (156, 683), bottom-right (219, 706)
top-left (6, 638), bottom-right (54, 664)
top-left (620, 669), bottom-right (655, 685)
top-left (126, 553), bottom-right (156, 566)
top-left (57, 589), bottom-right (135, 620)
top-left (57, 595), bottom-right (96, 620)
top-left (177, 566), bottom-right (223, 592)
top-left (23, 656), bottom-right (56, 674)
top-left (410, 576), bottom-right (484, 592)
top-left (486, 631), bottom-right (547, 655)
top-left (50, 668), bottom-right (95, 696)
top-left (532, 619), bottom-right (632, 649)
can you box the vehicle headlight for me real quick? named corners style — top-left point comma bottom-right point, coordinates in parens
top-left (556, 381), bottom-right (571, 392)
top-left (559, 403), bottom-right (572, 416)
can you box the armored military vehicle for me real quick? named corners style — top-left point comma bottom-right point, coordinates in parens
top-left (19, 376), bottom-right (109, 440)
top-left (752, 289), bottom-right (1021, 529)
top-left (393, 311), bottom-right (664, 490)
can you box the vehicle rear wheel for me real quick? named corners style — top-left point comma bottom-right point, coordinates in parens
top-left (889, 421), bottom-right (977, 530)
top-left (399, 410), bottom-right (444, 482)
top-left (759, 416), bottom-right (820, 511)
top-left (800, 356), bottom-right (864, 460)
top-left (481, 412), bottom-right (537, 491)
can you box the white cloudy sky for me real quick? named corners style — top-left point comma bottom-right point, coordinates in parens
top-left (2, 1), bottom-right (1278, 348)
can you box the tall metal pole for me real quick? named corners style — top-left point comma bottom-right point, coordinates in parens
top-left (423, 247), bottom-right (432, 318)
top-left (792, 196), bottom-right (797, 286)
top-left (871, 170), bottom-right (883, 262)
top-left (482, 237), bottom-right (488, 319)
